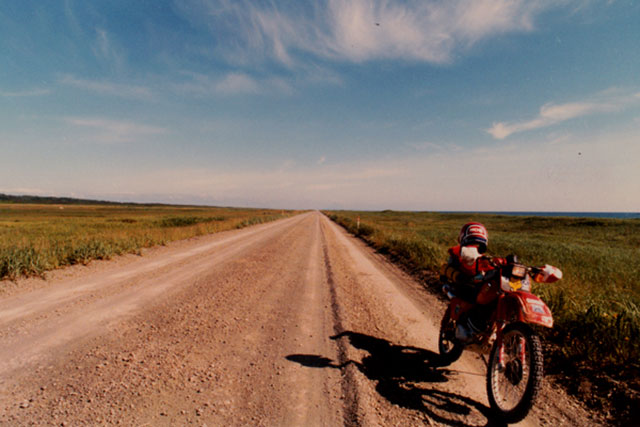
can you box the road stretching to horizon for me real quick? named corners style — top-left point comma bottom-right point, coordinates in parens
top-left (0, 212), bottom-right (596, 426)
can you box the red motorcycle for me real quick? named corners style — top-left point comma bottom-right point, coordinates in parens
top-left (438, 255), bottom-right (562, 423)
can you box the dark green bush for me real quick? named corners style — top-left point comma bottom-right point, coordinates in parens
top-left (0, 247), bottom-right (45, 279)
top-left (158, 216), bottom-right (225, 227)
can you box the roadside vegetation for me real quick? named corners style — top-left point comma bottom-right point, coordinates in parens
top-left (0, 201), bottom-right (294, 281)
top-left (325, 210), bottom-right (639, 422)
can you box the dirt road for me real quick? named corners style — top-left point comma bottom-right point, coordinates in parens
top-left (0, 212), bottom-right (600, 426)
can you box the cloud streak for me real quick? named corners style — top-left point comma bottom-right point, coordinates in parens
top-left (320, 0), bottom-right (545, 63)
top-left (180, 0), bottom-right (562, 66)
top-left (172, 71), bottom-right (293, 96)
top-left (487, 89), bottom-right (640, 139)
top-left (65, 117), bottom-right (167, 144)
top-left (0, 88), bottom-right (51, 97)
top-left (59, 75), bottom-right (153, 99)
top-left (93, 28), bottom-right (125, 71)
top-left (215, 73), bottom-right (260, 94)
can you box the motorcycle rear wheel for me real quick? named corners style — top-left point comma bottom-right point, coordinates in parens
top-left (438, 309), bottom-right (464, 365)
top-left (486, 323), bottom-right (543, 423)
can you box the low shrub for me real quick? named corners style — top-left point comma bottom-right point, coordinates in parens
top-left (158, 216), bottom-right (225, 227)
top-left (0, 247), bottom-right (45, 279)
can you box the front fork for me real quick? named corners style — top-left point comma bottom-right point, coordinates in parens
top-left (496, 328), bottom-right (506, 372)
top-left (494, 322), bottom-right (526, 372)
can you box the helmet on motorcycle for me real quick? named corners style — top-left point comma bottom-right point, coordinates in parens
top-left (458, 222), bottom-right (488, 253)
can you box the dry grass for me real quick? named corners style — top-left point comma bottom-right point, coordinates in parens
top-left (0, 203), bottom-right (295, 280)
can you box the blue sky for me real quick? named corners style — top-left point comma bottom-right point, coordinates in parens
top-left (1, 0), bottom-right (639, 211)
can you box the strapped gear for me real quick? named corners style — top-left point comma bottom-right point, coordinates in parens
top-left (458, 222), bottom-right (488, 253)
top-left (460, 245), bottom-right (481, 266)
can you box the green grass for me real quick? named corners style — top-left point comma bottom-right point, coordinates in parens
top-left (0, 203), bottom-right (295, 281)
top-left (324, 210), bottom-right (640, 417)
top-left (158, 215), bottom-right (226, 227)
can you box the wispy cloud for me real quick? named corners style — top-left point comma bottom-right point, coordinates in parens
top-left (487, 89), bottom-right (640, 139)
top-left (65, 117), bottom-right (167, 144)
top-left (179, 0), bottom-right (566, 66)
top-left (59, 75), bottom-right (152, 99)
top-left (320, 0), bottom-right (546, 63)
top-left (216, 73), bottom-right (260, 94)
top-left (173, 71), bottom-right (293, 96)
top-left (93, 28), bottom-right (125, 71)
top-left (0, 88), bottom-right (51, 97)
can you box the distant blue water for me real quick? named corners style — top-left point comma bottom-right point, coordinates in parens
top-left (442, 212), bottom-right (640, 220)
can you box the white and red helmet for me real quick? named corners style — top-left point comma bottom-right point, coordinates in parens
top-left (458, 222), bottom-right (488, 253)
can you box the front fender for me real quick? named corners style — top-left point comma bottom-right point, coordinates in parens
top-left (502, 292), bottom-right (554, 328)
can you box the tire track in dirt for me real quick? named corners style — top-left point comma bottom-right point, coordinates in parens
top-left (321, 227), bottom-right (362, 426)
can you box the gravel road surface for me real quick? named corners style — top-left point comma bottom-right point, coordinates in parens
top-left (0, 212), bottom-right (600, 426)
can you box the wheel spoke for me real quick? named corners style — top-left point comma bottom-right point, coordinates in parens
top-left (487, 324), bottom-right (544, 423)
top-left (438, 313), bottom-right (463, 365)
top-left (491, 329), bottom-right (531, 411)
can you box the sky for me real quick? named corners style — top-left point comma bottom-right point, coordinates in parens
top-left (1, 0), bottom-right (639, 211)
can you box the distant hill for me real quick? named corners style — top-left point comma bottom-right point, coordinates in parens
top-left (0, 193), bottom-right (129, 205)
top-left (0, 193), bottom-right (228, 208)
top-left (0, 193), bottom-right (192, 207)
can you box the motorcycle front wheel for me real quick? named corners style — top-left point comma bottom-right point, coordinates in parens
top-left (486, 323), bottom-right (544, 423)
top-left (438, 308), bottom-right (464, 365)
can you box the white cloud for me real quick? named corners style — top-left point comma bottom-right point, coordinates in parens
top-left (215, 73), bottom-right (260, 94)
top-left (0, 88), bottom-right (51, 97)
top-left (93, 28), bottom-right (125, 71)
top-left (180, 0), bottom-right (565, 66)
top-left (173, 71), bottom-right (293, 96)
top-left (60, 75), bottom-right (152, 99)
top-left (488, 89), bottom-right (640, 139)
top-left (65, 117), bottom-right (167, 144)
top-left (320, 0), bottom-right (544, 63)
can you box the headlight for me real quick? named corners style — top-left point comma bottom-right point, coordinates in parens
top-left (511, 264), bottom-right (526, 278)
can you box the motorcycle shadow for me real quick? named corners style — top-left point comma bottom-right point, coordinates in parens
top-left (286, 331), bottom-right (506, 427)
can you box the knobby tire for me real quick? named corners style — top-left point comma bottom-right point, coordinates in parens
top-left (438, 308), bottom-right (464, 366)
top-left (486, 322), bottom-right (544, 424)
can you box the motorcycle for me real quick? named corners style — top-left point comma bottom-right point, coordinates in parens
top-left (438, 255), bottom-right (562, 423)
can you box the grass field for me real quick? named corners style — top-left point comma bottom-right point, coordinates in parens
top-left (0, 202), bottom-right (294, 281)
top-left (325, 210), bottom-right (639, 415)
